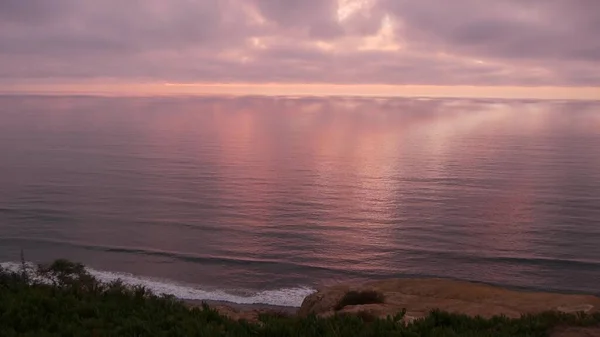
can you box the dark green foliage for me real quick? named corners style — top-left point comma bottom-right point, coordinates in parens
top-left (352, 310), bottom-right (379, 323)
top-left (1, 260), bottom-right (599, 336)
top-left (334, 290), bottom-right (386, 311)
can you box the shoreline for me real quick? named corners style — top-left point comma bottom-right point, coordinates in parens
top-left (3, 261), bottom-right (600, 337)
top-left (4, 260), bottom-right (600, 309)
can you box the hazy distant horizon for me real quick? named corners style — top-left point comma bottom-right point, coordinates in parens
top-left (1, 84), bottom-right (599, 101)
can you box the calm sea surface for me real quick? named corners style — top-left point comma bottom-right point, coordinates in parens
top-left (1, 95), bottom-right (599, 306)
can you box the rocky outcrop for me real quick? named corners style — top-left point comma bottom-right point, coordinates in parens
top-left (299, 278), bottom-right (600, 320)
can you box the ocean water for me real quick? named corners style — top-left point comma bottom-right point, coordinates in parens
top-left (1, 95), bottom-right (599, 307)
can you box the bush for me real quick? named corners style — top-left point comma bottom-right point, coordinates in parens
top-left (334, 290), bottom-right (385, 311)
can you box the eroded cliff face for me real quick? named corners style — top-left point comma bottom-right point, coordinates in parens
top-left (298, 278), bottom-right (600, 320)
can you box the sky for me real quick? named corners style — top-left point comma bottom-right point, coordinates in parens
top-left (1, 0), bottom-right (599, 99)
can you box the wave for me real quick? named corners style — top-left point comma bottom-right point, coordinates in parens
top-left (0, 262), bottom-right (314, 307)
top-left (0, 236), bottom-right (324, 269)
top-left (0, 236), bottom-right (367, 275)
top-left (4, 236), bottom-right (600, 272)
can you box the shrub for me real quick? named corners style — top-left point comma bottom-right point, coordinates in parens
top-left (334, 290), bottom-right (385, 311)
top-left (355, 310), bottom-right (378, 323)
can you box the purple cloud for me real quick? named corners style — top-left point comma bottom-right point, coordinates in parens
top-left (0, 0), bottom-right (598, 86)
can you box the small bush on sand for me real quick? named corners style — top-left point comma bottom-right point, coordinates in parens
top-left (334, 290), bottom-right (385, 311)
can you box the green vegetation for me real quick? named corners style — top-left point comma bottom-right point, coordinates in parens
top-left (334, 290), bottom-right (386, 311)
top-left (1, 259), bottom-right (599, 336)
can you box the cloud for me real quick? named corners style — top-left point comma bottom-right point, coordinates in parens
top-left (0, 0), bottom-right (598, 86)
top-left (249, 0), bottom-right (344, 38)
top-left (380, 0), bottom-right (600, 62)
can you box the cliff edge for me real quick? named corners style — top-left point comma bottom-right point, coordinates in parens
top-left (298, 278), bottom-right (600, 321)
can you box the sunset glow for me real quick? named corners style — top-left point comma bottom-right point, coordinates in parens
top-left (0, 0), bottom-right (597, 99)
top-left (2, 82), bottom-right (598, 100)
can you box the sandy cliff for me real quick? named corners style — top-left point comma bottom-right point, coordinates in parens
top-left (199, 278), bottom-right (600, 327)
top-left (298, 278), bottom-right (600, 321)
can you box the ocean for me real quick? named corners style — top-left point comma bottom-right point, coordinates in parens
top-left (1, 95), bottom-right (599, 307)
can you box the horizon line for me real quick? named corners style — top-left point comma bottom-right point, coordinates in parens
top-left (1, 82), bottom-right (599, 101)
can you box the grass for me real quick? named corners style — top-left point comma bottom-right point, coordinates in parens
top-left (1, 259), bottom-right (599, 336)
top-left (334, 290), bottom-right (386, 311)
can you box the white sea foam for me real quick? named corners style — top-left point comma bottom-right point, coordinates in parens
top-left (0, 262), bottom-right (315, 307)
